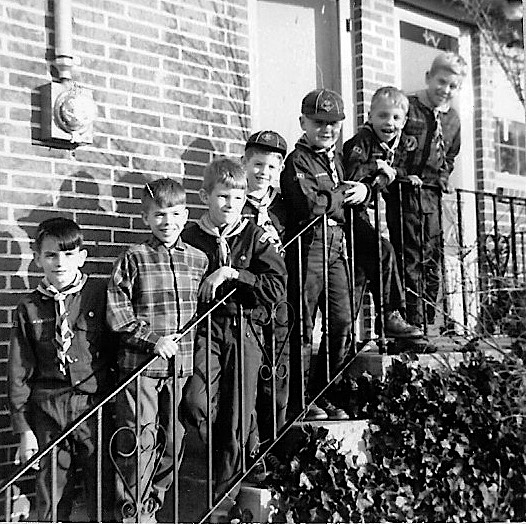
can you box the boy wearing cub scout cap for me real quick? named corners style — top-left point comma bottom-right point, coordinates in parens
top-left (241, 130), bottom-right (290, 445)
top-left (385, 51), bottom-right (467, 328)
top-left (281, 88), bottom-right (365, 421)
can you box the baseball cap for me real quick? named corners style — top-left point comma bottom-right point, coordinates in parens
top-left (429, 51), bottom-right (468, 77)
top-left (301, 88), bottom-right (345, 122)
top-left (245, 130), bottom-right (287, 157)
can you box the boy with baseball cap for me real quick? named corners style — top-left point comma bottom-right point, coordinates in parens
top-left (281, 88), bottom-right (361, 420)
top-left (242, 130), bottom-right (289, 444)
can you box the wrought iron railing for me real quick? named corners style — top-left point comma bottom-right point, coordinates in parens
top-left (1, 186), bottom-right (524, 522)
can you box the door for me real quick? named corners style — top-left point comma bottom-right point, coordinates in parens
top-left (250, 0), bottom-right (354, 157)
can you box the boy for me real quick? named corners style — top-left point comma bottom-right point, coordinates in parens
top-left (8, 217), bottom-right (116, 522)
top-left (385, 52), bottom-right (467, 327)
top-left (281, 88), bottom-right (360, 421)
top-left (282, 88), bottom-right (420, 422)
top-left (107, 179), bottom-right (208, 523)
top-left (242, 130), bottom-right (289, 444)
top-left (181, 157), bottom-right (286, 500)
top-left (342, 86), bottom-right (423, 340)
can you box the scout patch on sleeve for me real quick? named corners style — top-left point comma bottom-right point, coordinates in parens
top-left (295, 171), bottom-right (305, 180)
top-left (405, 136), bottom-right (418, 151)
top-left (352, 145), bottom-right (363, 155)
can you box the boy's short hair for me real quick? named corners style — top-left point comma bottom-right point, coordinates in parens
top-left (141, 178), bottom-right (186, 213)
top-left (429, 51), bottom-right (467, 77)
top-left (33, 217), bottom-right (83, 253)
top-left (202, 157), bottom-right (247, 193)
top-left (370, 86), bottom-right (409, 115)
top-left (245, 130), bottom-right (287, 159)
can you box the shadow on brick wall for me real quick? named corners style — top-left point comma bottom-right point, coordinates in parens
top-left (181, 138), bottom-right (216, 221)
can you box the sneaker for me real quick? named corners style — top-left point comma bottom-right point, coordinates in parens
top-left (318, 398), bottom-right (350, 420)
top-left (384, 311), bottom-right (424, 339)
top-left (305, 402), bottom-right (328, 420)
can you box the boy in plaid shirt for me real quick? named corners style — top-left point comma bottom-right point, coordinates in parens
top-left (107, 178), bottom-right (208, 523)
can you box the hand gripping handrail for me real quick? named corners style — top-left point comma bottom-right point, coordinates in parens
top-left (0, 288), bottom-right (236, 494)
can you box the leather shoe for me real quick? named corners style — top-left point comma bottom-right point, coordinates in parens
top-left (383, 310), bottom-right (423, 339)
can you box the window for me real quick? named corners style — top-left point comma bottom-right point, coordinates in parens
top-left (495, 118), bottom-right (526, 176)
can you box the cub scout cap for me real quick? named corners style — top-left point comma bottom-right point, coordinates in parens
top-left (245, 130), bottom-right (287, 157)
top-left (301, 88), bottom-right (345, 122)
top-left (429, 51), bottom-right (468, 77)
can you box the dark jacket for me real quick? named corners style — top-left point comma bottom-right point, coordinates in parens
top-left (342, 122), bottom-right (414, 184)
top-left (181, 220), bottom-right (286, 317)
top-left (390, 90), bottom-right (461, 213)
top-left (280, 135), bottom-right (354, 239)
top-left (9, 277), bottom-right (117, 433)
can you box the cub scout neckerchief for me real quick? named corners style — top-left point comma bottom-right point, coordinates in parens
top-left (37, 271), bottom-right (87, 375)
top-left (198, 212), bottom-right (248, 267)
top-left (299, 135), bottom-right (340, 188)
top-left (378, 129), bottom-right (402, 167)
top-left (246, 187), bottom-right (281, 245)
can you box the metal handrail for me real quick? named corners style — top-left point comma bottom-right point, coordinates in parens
top-left (0, 288), bottom-right (236, 494)
top-left (0, 214), bottom-right (326, 501)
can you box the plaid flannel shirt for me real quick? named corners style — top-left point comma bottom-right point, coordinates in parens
top-left (107, 235), bottom-right (208, 378)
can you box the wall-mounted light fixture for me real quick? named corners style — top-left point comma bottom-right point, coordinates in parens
top-left (40, 0), bottom-right (96, 146)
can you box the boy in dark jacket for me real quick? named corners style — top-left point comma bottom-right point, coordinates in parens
top-left (342, 86), bottom-right (423, 340)
top-left (282, 88), bottom-right (421, 421)
top-left (181, 158), bottom-right (286, 502)
top-left (385, 52), bottom-right (467, 326)
top-left (242, 130), bottom-right (289, 444)
top-left (9, 217), bottom-right (116, 522)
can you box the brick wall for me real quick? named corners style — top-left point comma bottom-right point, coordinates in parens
top-left (352, 0), bottom-right (397, 127)
top-left (0, 0), bottom-right (250, 493)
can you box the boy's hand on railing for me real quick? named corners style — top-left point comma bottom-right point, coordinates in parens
top-left (437, 179), bottom-right (451, 193)
top-left (407, 175), bottom-right (423, 187)
top-left (199, 267), bottom-right (239, 302)
top-left (16, 431), bottom-right (39, 470)
top-left (343, 181), bottom-right (368, 205)
top-left (375, 160), bottom-right (396, 187)
top-left (154, 336), bottom-right (179, 359)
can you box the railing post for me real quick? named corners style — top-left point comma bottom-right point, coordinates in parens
top-left (438, 190), bottom-right (448, 328)
top-left (134, 375), bottom-right (141, 522)
top-left (205, 313), bottom-right (213, 510)
top-left (269, 310), bottom-right (278, 442)
top-left (51, 445), bottom-right (58, 522)
top-left (345, 206), bottom-right (356, 356)
top-left (456, 189), bottom-right (469, 331)
top-left (509, 197), bottom-right (518, 282)
top-left (96, 406), bottom-right (103, 523)
top-left (237, 303), bottom-right (246, 475)
top-left (172, 370), bottom-right (179, 524)
top-left (373, 189), bottom-right (386, 354)
top-left (417, 186), bottom-right (427, 334)
top-left (321, 214), bottom-right (330, 384)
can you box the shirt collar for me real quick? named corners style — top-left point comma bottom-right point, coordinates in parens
top-left (146, 233), bottom-right (185, 252)
top-left (415, 89), bottom-right (450, 114)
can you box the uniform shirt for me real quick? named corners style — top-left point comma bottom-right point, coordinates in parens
top-left (342, 122), bottom-right (414, 185)
top-left (181, 220), bottom-right (286, 317)
top-left (403, 91), bottom-right (461, 185)
top-left (280, 135), bottom-right (352, 239)
top-left (9, 277), bottom-right (116, 433)
top-left (107, 234), bottom-right (208, 378)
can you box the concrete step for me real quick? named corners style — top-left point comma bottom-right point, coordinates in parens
top-left (348, 335), bottom-right (511, 379)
